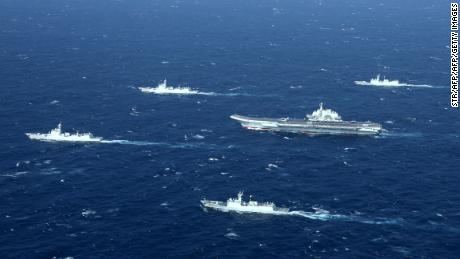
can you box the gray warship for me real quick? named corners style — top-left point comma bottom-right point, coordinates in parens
top-left (230, 103), bottom-right (383, 136)
top-left (201, 192), bottom-right (289, 214)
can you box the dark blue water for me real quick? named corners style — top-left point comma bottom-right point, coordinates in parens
top-left (1, 0), bottom-right (459, 258)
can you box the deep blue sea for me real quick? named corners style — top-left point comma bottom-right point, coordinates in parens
top-left (1, 0), bottom-right (459, 258)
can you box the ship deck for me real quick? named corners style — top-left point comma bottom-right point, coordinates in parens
top-left (230, 114), bottom-right (381, 127)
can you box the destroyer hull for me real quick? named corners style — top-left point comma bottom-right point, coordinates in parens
top-left (138, 87), bottom-right (199, 95)
top-left (25, 133), bottom-right (103, 142)
top-left (201, 200), bottom-right (289, 214)
top-left (354, 81), bottom-right (400, 87)
top-left (230, 115), bottom-right (382, 136)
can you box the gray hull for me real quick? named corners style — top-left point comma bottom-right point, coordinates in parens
top-left (230, 115), bottom-right (382, 136)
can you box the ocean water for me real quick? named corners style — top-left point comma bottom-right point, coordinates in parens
top-left (0, 0), bottom-right (459, 258)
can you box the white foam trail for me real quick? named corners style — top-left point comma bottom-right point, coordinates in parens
top-left (207, 207), bottom-right (400, 225)
top-left (100, 139), bottom-right (219, 149)
top-left (101, 139), bottom-right (160, 145)
top-left (213, 92), bottom-right (255, 97)
top-left (401, 83), bottom-right (440, 88)
top-left (376, 131), bottom-right (424, 138)
top-left (288, 211), bottom-right (401, 225)
top-left (28, 135), bottom-right (220, 149)
top-left (0, 171), bottom-right (29, 178)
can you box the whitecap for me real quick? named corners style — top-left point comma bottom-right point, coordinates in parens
top-left (81, 209), bottom-right (96, 217)
top-left (224, 232), bottom-right (239, 240)
top-left (17, 54), bottom-right (30, 60)
top-left (40, 168), bottom-right (61, 175)
top-left (192, 134), bottom-right (205, 140)
top-left (266, 163), bottom-right (281, 171)
top-left (228, 87), bottom-right (242, 91)
top-left (129, 107), bottom-right (140, 116)
top-left (267, 163), bottom-right (279, 169)
top-left (1, 171), bottom-right (28, 178)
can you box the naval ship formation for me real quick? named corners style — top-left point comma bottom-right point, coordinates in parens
top-left (25, 79), bottom-right (388, 221)
top-left (230, 103), bottom-right (383, 136)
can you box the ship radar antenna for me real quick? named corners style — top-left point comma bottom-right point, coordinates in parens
top-left (237, 191), bottom-right (243, 201)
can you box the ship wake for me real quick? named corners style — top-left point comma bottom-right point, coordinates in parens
top-left (207, 206), bottom-right (400, 225)
top-left (376, 131), bottom-right (424, 138)
top-left (100, 139), bottom-right (218, 149)
top-left (28, 135), bottom-right (218, 149)
top-left (287, 210), bottom-right (401, 225)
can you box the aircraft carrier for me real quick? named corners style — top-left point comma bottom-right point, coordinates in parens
top-left (230, 103), bottom-right (383, 136)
